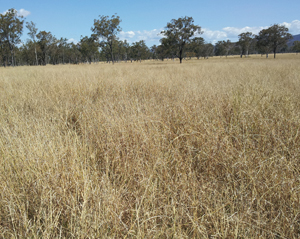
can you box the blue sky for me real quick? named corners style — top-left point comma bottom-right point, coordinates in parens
top-left (2, 0), bottom-right (300, 46)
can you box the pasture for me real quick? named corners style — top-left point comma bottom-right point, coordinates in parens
top-left (0, 54), bottom-right (300, 238)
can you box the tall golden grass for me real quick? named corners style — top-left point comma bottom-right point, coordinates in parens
top-left (0, 54), bottom-right (300, 238)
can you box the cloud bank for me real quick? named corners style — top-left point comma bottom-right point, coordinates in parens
top-left (202, 20), bottom-right (300, 43)
top-left (281, 20), bottom-right (300, 34)
top-left (2, 9), bottom-right (31, 17)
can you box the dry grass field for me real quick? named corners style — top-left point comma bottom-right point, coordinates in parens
top-left (0, 54), bottom-right (300, 238)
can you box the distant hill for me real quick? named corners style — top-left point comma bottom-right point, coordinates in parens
top-left (287, 34), bottom-right (300, 47)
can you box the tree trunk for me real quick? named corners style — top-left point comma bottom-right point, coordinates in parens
top-left (110, 44), bottom-right (114, 65)
top-left (13, 50), bottom-right (16, 66)
top-left (10, 48), bottom-right (14, 67)
top-left (35, 45), bottom-right (38, 65)
top-left (179, 49), bottom-right (183, 64)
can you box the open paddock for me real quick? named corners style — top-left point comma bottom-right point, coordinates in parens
top-left (0, 55), bottom-right (300, 238)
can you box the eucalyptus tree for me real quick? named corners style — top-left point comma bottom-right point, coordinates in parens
top-left (256, 24), bottom-right (292, 58)
top-left (150, 45), bottom-right (158, 60)
top-left (156, 44), bottom-right (168, 61)
top-left (0, 38), bottom-right (10, 66)
top-left (255, 31), bottom-right (272, 58)
top-left (0, 8), bottom-right (24, 66)
top-left (20, 39), bottom-right (40, 65)
top-left (57, 37), bottom-right (67, 64)
top-left (214, 40), bottom-right (233, 57)
top-left (202, 43), bottom-right (214, 59)
top-left (190, 37), bottom-right (204, 59)
top-left (149, 44), bottom-right (167, 61)
top-left (223, 40), bottom-right (234, 57)
top-left (68, 42), bottom-right (82, 64)
top-left (214, 41), bottom-right (226, 57)
top-left (99, 42), bottom-right (112, 62)
top-left (26, 21), bottom-right (38, 65)
top-left (237, 32), bottom-right (254, 57)
top-left (92, 14), bottom-right (122, 64)
top-left (113, 40), bottom-right (129, 62)
top-left (37, 31), bottom-right (56, 65)
top-left (292, 41), bottom-right (300, 54)
top-left (79, 36), bottom-right (99, 63)
top-left (121, 40), bottom-right (130, 62)
top-left (131, 40), bottom-right (150, 62)
top-left (159, 37), bottom-right (176, 60)
top-left (160, 16), bottom-right (202, 63)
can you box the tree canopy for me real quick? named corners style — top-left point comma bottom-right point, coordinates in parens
top-left (26, 21), bottom-right (38, 65)
top-left (256, 24), bottom-right (292, 58)
top-left (292, 41), bottom-right (300, 54)
top-left (92, 14), bottom-right (122, 64)
top-left (0, 8), bottom-right (24, 66)
top-left (160, 16), bottom-right (202, 63)
top-left (237, 32), bottom-right (254, 57)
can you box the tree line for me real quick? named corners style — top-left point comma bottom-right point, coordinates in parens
top-left (0, 9), bottom-right (299, 66)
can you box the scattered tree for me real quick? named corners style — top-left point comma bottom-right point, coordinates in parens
top-left (79, 36), bottom-right (99, 63)
top-left (215, 41), bottom-right (227, 57)
top-left (131, 40), bottom-right (150, 62)
top-left (202, 43), bottom-right (214, 59)
top-left (0, 8), bottom-right (24, 66)
top-left (26, 21), bottom-right (38, 65)
top-left (156, 43), bottom-right (169, 61)
top-left (256, 24), bottom-right (292, 58)
top-left (256, 31), bottom-right (272, 58)
top-left (190, 37), bottom-right (205, 59)
top-left (292, 41), bottom-right (300, 54)
top-left (92, 14), bottom-right (122, 64)
top-left (237, 32), bottom-right (254, 57)
top-left (1, 11), bottom-right (298, 66)
top-left (58, 38), bottom-right (68, 64)
top-left (223, 40), bottom-right (233, 57)
top-left (36, 31), bottom-right (56, 65)
top-left (160, 16), bottom-right (202, 63)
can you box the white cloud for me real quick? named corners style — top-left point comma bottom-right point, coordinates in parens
top-left (221, 20), bottom-right (300, 38)
top-left (119, 29), bottom-right (163, 44)
top-left (202, 28), bottom-right (227, 42)
top-left (281, 20), bottom-right (300, 34)
top-left (2, 8), bottom-right (31, 17)
top-left (119, 31), bottom-right (135, 39)
top-left (222, 26), bottom-right (265, 37)
top-left (199, 20), bottom-right (300, 44)
top-left (18, 9), bottom-right (31, 17)
top-left (136, 29), bottom-right (163, 41)
top-left (67, 38), bottom-right (78, 44)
